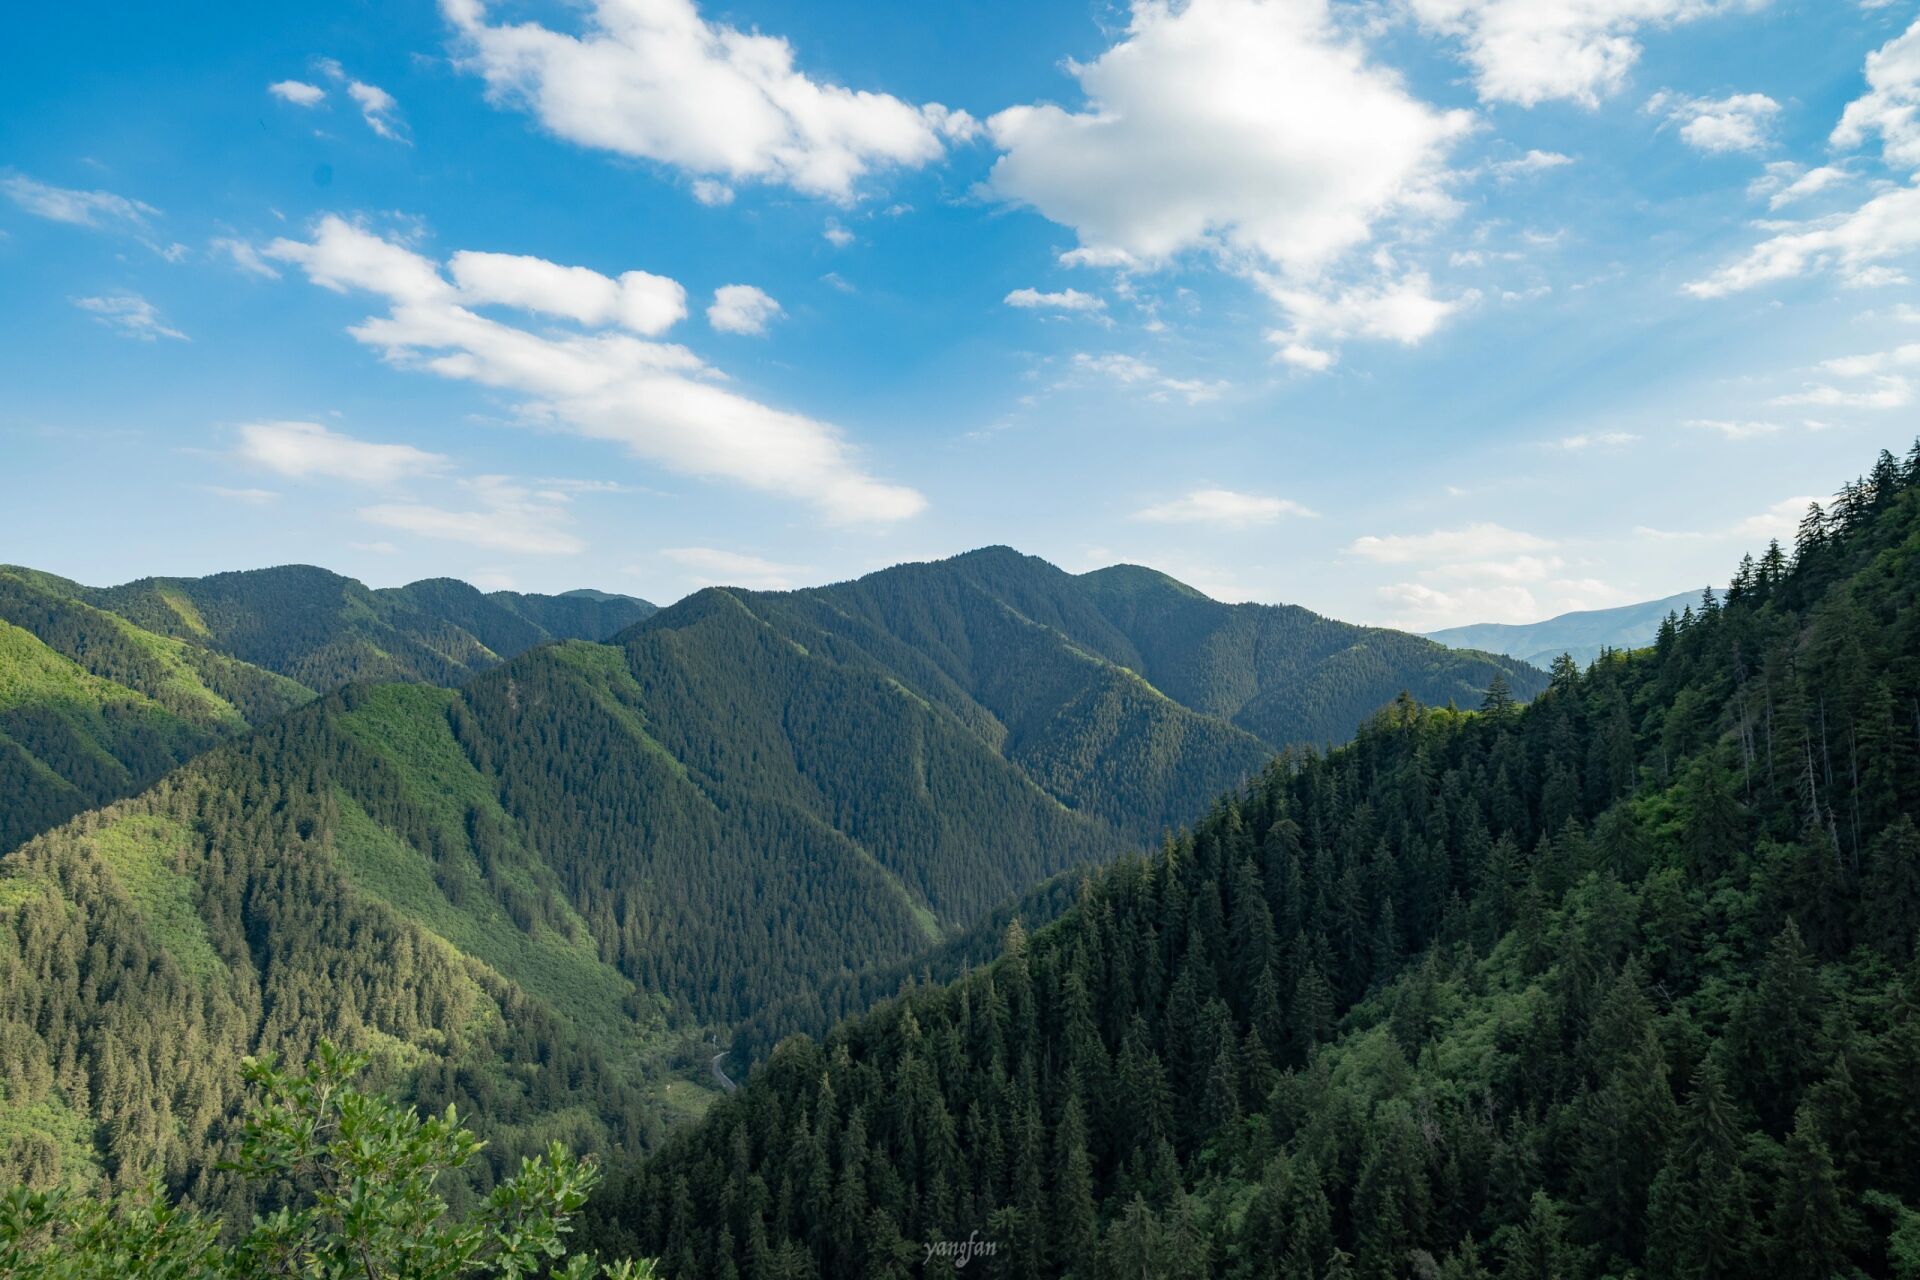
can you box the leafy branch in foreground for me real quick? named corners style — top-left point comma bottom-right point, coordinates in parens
top-left (0, 1042), bottom-right (655, 1280)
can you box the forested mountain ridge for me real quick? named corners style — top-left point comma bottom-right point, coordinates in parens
top-left (0, 567), bottom-right (315, 852)
top-left (1425, 589), bottom-right (1705, 670)
top-left (605, 441), bottom-right (1920, 1279)
top-left (628, 546), bottom-right (1542, 840)
top-left (0, 544), bottom-right (1542, 1210)
top-left (0, 679), bottom-right (699, 1207)
top-left (0, 564), bottom-right (654, 853)
top-left (53, 562), bottom-right (657, 689)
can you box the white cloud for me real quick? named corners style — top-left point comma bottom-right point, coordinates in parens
top-left (1833, 17), bottom-right (1920, 171)
top-left (1693, 23), bottom-right (1920, 298)
top-left (346, 80), bottom-right (407, 141)
top-left (265, 215), bottom-right (923, 523)
top-left (203, 486), bottom-right (280, 505)
top-left (690, 178), bottom-right (734, 206)
top-left (3, 174), bottom-right (156, 227)
top-left (1004, 287), bottom-right (1106, 313)
top-left (1819, 342), bottom-right (1920, 376)
top-left (269, 80), bottom-right (327, 107)
top-left (1771, 375), bottom-right (1913, 408)
top-left (1556, 431), bottom-right (1640, 449)
top-left (988, 0), bottom-right (1468, 273)
top-left (233, 420), bottom-right (449, 484)
top-left (1647, 89), bottom-right (1780, 153)
top-left (360, 475), bottom-right (585, 554)
top-left (1348, 522), bottom-right (1553, 564)
top-left (1685, 417), bottom-right (1781, 439)
top-left (1261, 269), bottom-right (1467, 369)
top-left (1133, 488), bottom-right (1316, 526)
top-left (441, 0), bottom-right (972, 201)
top-left (985, 0), bottom-right (1470, 369)
top-left (822, 219), bottom-right (855, 247)
top-left (1685, 185), bottom-right (1920, 297)
top-left (707, 283), bottom-right (782, 335)
top-left (1071, 352), bottom-right (1227, 403)
top-left (449, 250), bottom-right (687, 333)
top-left (1487, 149), bottom-right (1574, 180)
top-left (1379, 576), bottom-right (1636, 630)
top-left (659, 546), bottom-right (810, 589)
top-left (1638, 495), bottom-right (1817, 542)
top-left (213, 237), bottom-right (283, 279)
top-left (72, 294), bottom-right (186, 341)
top-left (1752, 162), bottom-right (1852, 209)
top-left (1407, 0), bottom-right (1768, 108)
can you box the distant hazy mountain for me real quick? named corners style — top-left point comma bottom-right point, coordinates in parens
top-left (1424, 588), bottom-right (1705, 668)
top-left (0, 564), bottom-right (654, 851)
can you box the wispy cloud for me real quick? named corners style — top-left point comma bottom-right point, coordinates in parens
top-left (359, 475), bottom-right (585, 554)
top-left (1133, 488), bottom-right (1316, 526)
top-left (73, 294), bottom-right (186, 341)
top-left (233, 420), bottom-right (448, 484)
top-left (659, 546), bottom-right (811, 590)
top-left (4, 174), bottom-right (156, 227)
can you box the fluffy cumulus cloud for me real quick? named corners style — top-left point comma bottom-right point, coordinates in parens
top-left (985, 0), bottom-right (1470, 368)
top-left (706, 283), bottom-right (782, 335)
top-left (1690, 20), bottom-right (1920, 298)
top-left (1685, 185), bottom-right (1920, 296)
top-left (1407, 0), bottom-right (1768, 108)
top-left (1833, 17), bottom-right (1920, 170)
top-left (1647, 90), bottom-right (1780, 153)
top-left (269, 79), bottom-right (327, 106)
top-left (233, 420), bottom-right (449, 484)
top-left (1004, 287), bottom-right (1106, 313)
top-left (72, 294), bottom-right (185, 341)
top-left (360, 475), bottom-right (586, 554)
top-left (3, 174), bottom-right (156, 227)
top-left (1750, 162), bottom-right (1852, 209)
top-left (441, 0), bottom-right (974, 201)
top-left (448, 250), bottom-right (686, 332)
top-left (659, 546), bottom-right (810, 589)
top-left (264, 216), bottom-right (923, 523)
top-left (1133, 488), bottom-right (1316, 525)
top-left (988, 0), bottom-right (1467, 272)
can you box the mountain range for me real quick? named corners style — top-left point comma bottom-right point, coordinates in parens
top-left (603, 443), bottom-right (1920, 1280)
top-left (0, 563), bottom-right (654, 851)
top-left (1425, 588), bottom-right (1705, 669)
top-left (0, 545), bottom-right (1538, 1198)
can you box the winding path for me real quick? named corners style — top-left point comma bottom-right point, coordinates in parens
top-left (711, 1050), bottom-right (738, 1093)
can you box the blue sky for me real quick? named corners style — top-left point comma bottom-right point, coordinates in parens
top-left (4, 0), bottom-right (1918, 628)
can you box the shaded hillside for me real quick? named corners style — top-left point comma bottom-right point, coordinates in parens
top-left (607, 443), bottom-right (1920, 1280)
top-left (0, 683), bottom-right (694, 1209)
top-left (654, 547), bottom-right (1543, 840)
top-left (0, 568), bottom-right (315, 852)
top-left (1426, 589), bottom-right (1703, 669)
top-left (0, 564), bottom-right (654, 852)
top-left (1073, 559), bottom-right (1547, 748)
top-left (75, 563), bottom-right (656, 689)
